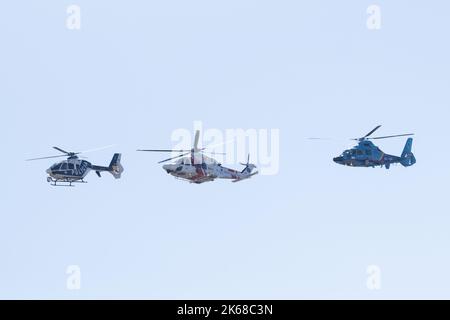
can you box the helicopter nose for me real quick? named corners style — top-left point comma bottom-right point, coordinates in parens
top-left (333, 156), bottom-right (343, 164)
top-left (162, 164), bottom-right (174, 173)
top-left (46, 168), bottom-right (52, 175)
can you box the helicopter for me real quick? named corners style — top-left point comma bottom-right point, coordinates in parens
top-left (327, 126), bottom-right (416, 169)
top-left (137, 131), bottom-right (258, 184)
top-left (26, 147), bottom-right (124, 186)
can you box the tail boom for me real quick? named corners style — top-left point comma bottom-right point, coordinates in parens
top-left (91, 153), bottom-right (124, 179)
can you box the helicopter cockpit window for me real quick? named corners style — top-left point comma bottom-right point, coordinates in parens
top-left (351, 150), bottom-right (357, 156)
top-left (51, 163), bottom-right (61, 170)
top-left (61, 163), bottom-right (68, 170)
top-left (68, 163), bottom-right (74, 170)
top-left (365, 150), bottom-right (372, 155)
top-left (356, 150), bottom-right (363, 155)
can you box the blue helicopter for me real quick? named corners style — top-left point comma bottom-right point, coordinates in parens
top-left (27, 146), bottom-right (124, 186)
top-left (330, 126), bottom-right (416, 169)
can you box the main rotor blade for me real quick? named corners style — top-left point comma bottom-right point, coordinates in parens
top-left (29, 145), bottom-right (113, 161)
top-left (363, 125), bottom-right (382, 138)
top-left (200, 138), bottom-right (235, 153)
top-left (138, 133), bottom-right (233, 155)
top-left (202, 151), bottom-right (226, 156)
top-left (308, 137), bottom-right (333, 140)
top-left (369, 133), bottom-right (414, 140)
top-left (53, 147), bottom-right (70, 154)
top-left (193, 130), bottom-right (200, 151)
top-left (137, 149), bottom-right (191, 153)
top-left (26, 154), bottom-right (68, 161)
top-left (158, 152), bottom-right (190, 164)
top-left (80, 144), bottom-right (116, 154)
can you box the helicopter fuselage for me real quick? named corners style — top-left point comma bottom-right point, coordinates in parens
top-left (46, 158), bottom-right (92, 182)
top-left (44, 154), bottom-right (123, 185)
top-left (162, 155), bottom-right (257, 184)
top-left (27, 147), bottom-right (124, 186)
top-left (333, 150), bottom-right (399, 168)
top-left (333, 139), bottom-right (415, 169)
top-left (137, 130), bottom-right (258, 184)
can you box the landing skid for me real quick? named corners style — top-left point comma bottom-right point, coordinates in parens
top-left (47, 177), bottom-right (87, 187)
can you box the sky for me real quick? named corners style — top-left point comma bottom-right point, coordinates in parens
top-left (1, 0), bottom-right (449, 299)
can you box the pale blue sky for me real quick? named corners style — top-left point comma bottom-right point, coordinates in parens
top-left (1, 1), bottom-right (449, 299)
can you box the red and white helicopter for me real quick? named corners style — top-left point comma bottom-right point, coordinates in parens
top-left (137, 131), bottom-right (258, 184)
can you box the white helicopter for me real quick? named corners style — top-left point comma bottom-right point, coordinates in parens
top-left (137, 131), bottom-right (258, 184)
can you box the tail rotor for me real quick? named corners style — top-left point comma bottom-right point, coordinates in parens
top-left (240, 154), bottom-right (257, 174)
top-left (400, 138), bottom-right (416, 167)
top-left (108, 153), bottom-right (124, 179)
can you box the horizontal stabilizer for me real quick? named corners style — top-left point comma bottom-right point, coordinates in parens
top-left (232, 171), bottom-right (258, 183)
